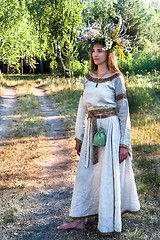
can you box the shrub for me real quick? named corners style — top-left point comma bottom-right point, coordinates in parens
top-left (71, 60), bottom-right (90, 77)
top-left (118, 51), bottom-right (160, 76)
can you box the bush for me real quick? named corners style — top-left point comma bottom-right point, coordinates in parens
top-left (118, 51), bottom-right (160, 76)
top-left (71, 60), bottom-right (90, 77)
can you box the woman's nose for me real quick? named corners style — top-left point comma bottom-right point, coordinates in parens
top-left (94, 51), bottom-right (98, 56)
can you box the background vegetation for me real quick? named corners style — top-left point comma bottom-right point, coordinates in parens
top-left (0, 0), bottom-right (160, 77)
top-left (0, 1), bottom-right (160, 238)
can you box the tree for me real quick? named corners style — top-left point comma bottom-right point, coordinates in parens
top-left (27, 0), bottom-right (83, 76)
top-left (0, 0), bottom-right (41, 73)
top-left (113, 0), bottom-right (146, 49)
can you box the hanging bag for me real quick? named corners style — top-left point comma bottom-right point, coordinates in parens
top-left (92, 116), bottom-right (106, 147)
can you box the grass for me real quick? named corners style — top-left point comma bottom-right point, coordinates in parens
top-left (0, 80), bottom-right (51, 190)
top-left (0, 73), bottom-right (160, 239)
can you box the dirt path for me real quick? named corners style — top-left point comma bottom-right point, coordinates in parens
top-left (0, 87), bottom-right (117, 240)
top-left (18, 88), bottom-right (111, 240)
top-left (0, 86), bottom-right (17, 140)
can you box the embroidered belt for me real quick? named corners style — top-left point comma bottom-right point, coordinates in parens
top-left (88, 107), bottom-right (117, 165)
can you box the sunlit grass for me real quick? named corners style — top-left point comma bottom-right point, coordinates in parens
top-left (0, 74), bottom-right (159, 238)
top-left (0, 137), bottom-right (50, 190)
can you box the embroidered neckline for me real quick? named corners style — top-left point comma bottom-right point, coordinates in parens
top-left (85, 72), bottom-right (121, 83)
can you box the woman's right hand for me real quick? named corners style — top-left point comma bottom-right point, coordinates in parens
top-left (75, 141), bottom-right (82, 156)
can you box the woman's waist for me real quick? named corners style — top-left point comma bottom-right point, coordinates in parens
top-left (87, 106), bottom-right (118, 119)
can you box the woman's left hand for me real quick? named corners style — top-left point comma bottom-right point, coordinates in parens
top-left (119, 147), bottom-right (128, 164)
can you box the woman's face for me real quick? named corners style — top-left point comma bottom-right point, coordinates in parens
top-left (92, 43), bottom-right (107, 66)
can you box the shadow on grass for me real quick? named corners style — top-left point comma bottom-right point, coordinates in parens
top-left (127, 86), bottom-right (160, 114)
top-left (133, 144), bottom-right (160, 200)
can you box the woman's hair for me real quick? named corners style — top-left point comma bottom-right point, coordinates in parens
top-left (90, 45), bottom-right (121, 74)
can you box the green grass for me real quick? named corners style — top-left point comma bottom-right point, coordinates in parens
top-left (3, 208), bottom-right (17, 223)
top-left (1, 73), bottom-right (159, 239)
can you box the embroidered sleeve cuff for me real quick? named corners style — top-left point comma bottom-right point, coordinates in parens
top-left (119, 144), bottom-right (129, 150)
top-left (75, 137), bottom-right (82, 144)
top-left (116, 93), bottom-right (127, 101)
top-left (120, 144), bottom-right (132, 158)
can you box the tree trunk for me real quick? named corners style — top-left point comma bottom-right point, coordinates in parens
top-left (20, 58), bottom-right (23, 75)
top-left (57, 38), bottom-right (71, 79)
top-left (7, 65), bottom-right (10, 74)
top-left (40, 57), bottom-right (44, 74)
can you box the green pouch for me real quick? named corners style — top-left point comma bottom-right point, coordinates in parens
top-left (92, 117), bottom-right (106, 147)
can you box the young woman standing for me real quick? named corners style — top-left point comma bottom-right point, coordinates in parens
top-left (57, 19), bottom-right (140, 235)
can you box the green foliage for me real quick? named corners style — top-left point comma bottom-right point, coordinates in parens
top-left (118, 51), bottom-right (160, 75)
top-left (0, 0), bottom-right (40, 70)
top-left (82, 0), bottom-right (115, 24)
top-left (113, 0), bottom-right (146, 48)
top-left (0, 0), bottom-right (160, 75)
top-left (70, 60), bottom-right (90, 77)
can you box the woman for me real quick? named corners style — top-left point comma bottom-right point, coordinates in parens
top-left (57, 42), bottom-right (140, 234)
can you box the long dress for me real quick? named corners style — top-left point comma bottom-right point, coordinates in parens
top-left (69, 72), bottom-right (140, 234)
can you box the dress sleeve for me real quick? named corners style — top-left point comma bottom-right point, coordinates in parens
top-left (75, 79), bottom-right (88, 143)
top-left (115, 75), bottom-right (131, 151)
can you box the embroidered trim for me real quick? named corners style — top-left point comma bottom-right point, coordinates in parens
top-left (85, 72), bottom-right (121, 83)
top-left (119, 144), bottom-right (129, 150)
top-left (75, 137), bottom-right (82, 144)
top-left (88, 108), bottom-right (117, 165)
top-left (116, 93), bottom-right (127, 101)
top-left (119, 144), bottom-right (131, 153)
top-left (121, 210), bottom-right (140, 215)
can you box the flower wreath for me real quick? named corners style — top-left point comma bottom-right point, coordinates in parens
top-left (80, 14), bottom-right (131, 60)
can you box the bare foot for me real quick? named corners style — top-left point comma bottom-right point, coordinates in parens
top-left (57, 219), bottom-right (85, 230)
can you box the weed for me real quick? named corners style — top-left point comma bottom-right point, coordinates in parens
top-left (3, 208), bottom-right (17, 223)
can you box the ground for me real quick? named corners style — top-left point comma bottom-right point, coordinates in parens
top-left (0, 79), bottom-right (159, 240)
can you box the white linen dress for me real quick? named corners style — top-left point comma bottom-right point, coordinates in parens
top-left (69, 72), bottom-right (140, 234)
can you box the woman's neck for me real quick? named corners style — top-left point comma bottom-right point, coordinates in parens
top-left (96, 64), bottom-right (108, 74)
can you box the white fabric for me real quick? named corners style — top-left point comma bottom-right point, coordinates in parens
top-left (70, 73), bottom-right (140, 233)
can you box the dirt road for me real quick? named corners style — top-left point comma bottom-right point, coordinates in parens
top-left (0, 87), bottom-right (111, 240)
